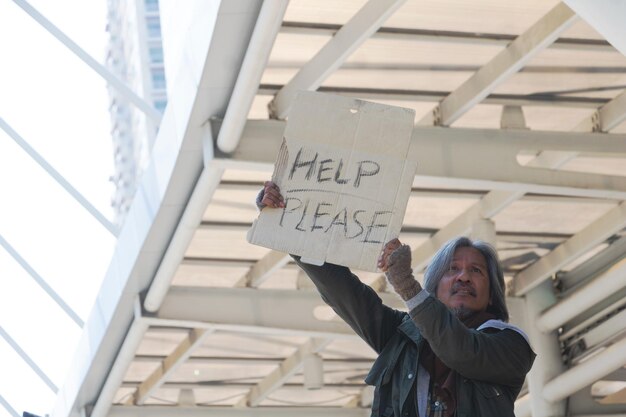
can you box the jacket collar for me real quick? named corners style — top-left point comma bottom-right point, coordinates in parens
top-left (398, 314), bottom-right (423, 345)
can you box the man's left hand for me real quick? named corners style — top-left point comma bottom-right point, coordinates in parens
top-left (381, 240), bottom-right (422, 301)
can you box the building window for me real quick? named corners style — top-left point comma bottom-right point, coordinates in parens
top-left (151, 68), bottom-right (166, 90)
top-left (149, 46), bottom-right (163, 63)
top-left (145, 0), bottom-right (159, 12)
top-left (146, 16), bottom-right (161, 38)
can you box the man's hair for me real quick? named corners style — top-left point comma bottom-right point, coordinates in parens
top-left (423, 236), bottom-right (509, 322)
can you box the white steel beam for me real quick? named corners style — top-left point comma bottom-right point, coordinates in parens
top-left (269, 0), bottom-right (408, 119)
top-left (598, 90), bottom-right (626, 131)
top-left (143, 316), bottom-right (354, 340)
top-left (410, 191), bottom-right (521, 271)
top-left (226, 120), bottom-right (626, 200)
top-left (500, 105), bottom-right (528, 130)
top-left (89, 300), bottom-right (150, 417)
top-left (409, 127), bottom-right (626, 199)
top-left (236, 338), bottom-right (331, 407)
top-left (0, 234), bottom-right (83, 327)
top-left (523, 149), bottom-right (579, 170)
top-left (178, 389), bottom-right (196, 406)
top-left (514, 394), bottom-right (531, 417)
top-left (52, 3), bottom-right (267, 417)
top-left (558, 235), bottom-right (626, 291)
top-left (11, 0), bottom-right (161, 123)
top-left (279, 22), bottom-right (614, 53)
top-left (360, 386), bottom-right (374, 407)
top-left (154, 286), bottom-right (404, 337)
top-left (228, 117), bottom-right (626, 293)
top-left (567, 381), bottom-right (626, 414)
top-left (122, 381), bottom-right (365, 390)
top-left (511, 86), bottom-right (626, 297)
top-left (543, 336), bottom-right (626, 403)
top-left (261, 84), bottom-right (608, 109)
top-left (0, 118), bottom-right (117, 236)
top-left (296, 269), bottom-right (316, 290)
top-left (235, 250), bottom-right (290, 288)
top-left (524, 281), bottom-right (567, 417)
top-left (559, 294), bottom-right (626, 345)
top-left (134, 328), bottom-right (212, 405)
top-left (600, 386), bottom-right (626, 405)
top-left (342, 386), bottom-right (373, 408)
top-left (0, 325), bottom-right (57, 393)
top-left (524, 87), bottom-right (626, 168)
top-left (470, 218), bottom-right (497, 244)
top-left (133, 355), bottom-right (373, 367)
top-left (109, 406), bottom-right (370, 417)
top-left (143, 159), bottom-right (224, 312)
top-left (515, 202), bottom-right (626, 296)
top-left (537, 257), bottom-right (626, 332)
top-left (579, 308), bottom-right (626, 353)
top-left (216, 0), bottom-right (289, 152)
top-left (0, 394), bottom-right (19, 417)
top-left (418, 2), bottom-right (577, 126)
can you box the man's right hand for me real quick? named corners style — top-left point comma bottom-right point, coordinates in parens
top-left (260, 181), bottom-right (285, 208)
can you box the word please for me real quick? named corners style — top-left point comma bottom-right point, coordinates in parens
top-left (288, 147), bottom-right (381, 188)
top-left (278, 196), bottom-right (392, 244)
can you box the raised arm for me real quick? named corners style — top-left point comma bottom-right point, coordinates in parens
top-left (293, 257), bottom-right (405, 354)
top-left (256, 181), bottom-right (405, 353)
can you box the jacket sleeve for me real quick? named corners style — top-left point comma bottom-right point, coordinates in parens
top-left (293, 256), bottom-right (406, 354)
top-left (409, 295), bottom-right (535, 387)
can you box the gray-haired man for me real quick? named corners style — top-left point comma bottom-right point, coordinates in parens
top-left (258, 181), bottom-right (535, 417)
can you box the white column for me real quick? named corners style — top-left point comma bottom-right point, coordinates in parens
top-left (524, 280), bottom-right (566, 417)
top-left (303, 353), bottom-right (324, 390)
top-left (470, 218), bottom-right (497, 244)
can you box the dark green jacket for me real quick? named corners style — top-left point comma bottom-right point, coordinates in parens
top-left (294, 258), bottom-right (535, 417)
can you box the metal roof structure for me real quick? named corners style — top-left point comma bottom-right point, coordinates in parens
top-left (8, 1), bottom-right (626, 417)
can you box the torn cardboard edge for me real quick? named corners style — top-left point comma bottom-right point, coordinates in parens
top-left (247, 91), bottom-right (416, 272)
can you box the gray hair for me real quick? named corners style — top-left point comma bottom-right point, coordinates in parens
top-left (423, 236), bottom-right (509, 322)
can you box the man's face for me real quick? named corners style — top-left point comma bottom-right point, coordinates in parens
top-left (436, 246), bottom-right (491, 318)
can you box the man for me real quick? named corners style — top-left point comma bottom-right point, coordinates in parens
top-left (258, 181), bottom-right (535, 417)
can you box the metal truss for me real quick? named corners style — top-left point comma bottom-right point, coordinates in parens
top-left (45, 1), bottom-right (626, 417)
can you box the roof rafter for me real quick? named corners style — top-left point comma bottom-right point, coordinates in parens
top-left (153, 286), bottom-right (404, 337)
top-left (235, 338), bottom-right (331, 407)
top-left (514, 202), bottom-right (626, 295)
top-left (279, 21), bottom-right (614, 52)
top-left (109, 406), bottom-right (369, 417)
top-left (269, 0), bottom-right (408, 119)
top-left (134, 328), bottom-right (213, 404)
top-left (235, 250), bottom-right (291, 288)
top-left (224, 120), bottom-right (626, 200)
top-left (418, 2), bottom-right (578, 126)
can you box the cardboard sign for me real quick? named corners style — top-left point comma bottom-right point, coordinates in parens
top-left (247, 92), bottom-right (416, 271)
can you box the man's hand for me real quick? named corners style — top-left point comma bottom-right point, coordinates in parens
top-left (259, 181), bottom-right (285, 209)
top-left (378, 238), bottom-right (402, 271)
top-left (380, 239), bottom-right (422, 301)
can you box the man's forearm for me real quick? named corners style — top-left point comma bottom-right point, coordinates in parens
top-left (293, 256), bottom-right (404, 354)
